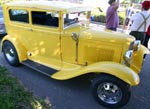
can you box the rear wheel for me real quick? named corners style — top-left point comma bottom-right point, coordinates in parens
top-left (2, 41), bottom-right (20, 66)
top-left (91, 74), bottom-right (131, 108)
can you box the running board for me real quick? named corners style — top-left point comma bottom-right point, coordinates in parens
top-left (22, 60), bottom-right (58, 76)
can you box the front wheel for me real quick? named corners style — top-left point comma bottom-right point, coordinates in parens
top-left (91, 74), bottom-right (131, 108)
top-left (2, 41), bottom-right (20, 66)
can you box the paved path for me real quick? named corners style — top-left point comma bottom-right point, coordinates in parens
top-left (0, 52), bottom-right (150, 109)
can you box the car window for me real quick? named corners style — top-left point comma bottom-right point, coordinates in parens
top-left (64, 11), bottom-right (88, 28)
top-left (31, 11), bottom-right (59, 27)
top-left (9, 9), bottom-right (29, 23)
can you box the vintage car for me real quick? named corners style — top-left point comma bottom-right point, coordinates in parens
top-left (1, 1), bottom-right (149, 108)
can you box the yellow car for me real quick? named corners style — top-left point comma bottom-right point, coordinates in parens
top-left (1, 1), bottom-right (149, 108)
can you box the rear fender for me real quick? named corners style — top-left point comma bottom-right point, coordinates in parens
top-left (1, 35), bottom-right (27, 62)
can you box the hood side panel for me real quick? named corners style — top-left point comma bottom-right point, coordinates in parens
top-left (78, 40), bottom-right (123, 65)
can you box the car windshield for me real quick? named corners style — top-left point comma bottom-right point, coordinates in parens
top-left (64, 11), bottom-right (89, 28)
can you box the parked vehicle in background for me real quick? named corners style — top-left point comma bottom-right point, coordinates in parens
top-left (1, 1), bottom-right (149, 108)
top-left (0, 7), bottom-right (6, 36)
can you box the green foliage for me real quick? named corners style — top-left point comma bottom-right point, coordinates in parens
top-left (119, 16), bottom-right (124, 25)
top-left (118, 11), bottom-right (125, 25)
top-left (93, 15), bottom-right (106, 23)
top-left (0, 66), bottom-right (51, 109)
top-left (121, 0), bottom-right (131, 4)
top-left (91, 11), bottom-right (125, 25)
top-left (121, 0), bottom-right (143, 4)
top-left (130, 0), bottom-right (144, 3)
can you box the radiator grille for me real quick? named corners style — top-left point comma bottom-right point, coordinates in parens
top-left (84, 46), bottom-right (114, 62)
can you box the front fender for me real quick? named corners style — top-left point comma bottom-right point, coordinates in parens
top-left (51, 62), bottom-right (139, 86)
top-left (131, 45), bottom-right (150, 73)
top-left (1, 35), bottom-right (27, 62)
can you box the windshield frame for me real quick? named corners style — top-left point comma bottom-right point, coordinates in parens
top-left (63, 11), bottom-right (91, 29)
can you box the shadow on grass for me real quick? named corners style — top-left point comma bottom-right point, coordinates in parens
top-left (0, 66), bottom-right (51, 109)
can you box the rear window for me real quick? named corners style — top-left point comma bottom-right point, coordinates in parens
top-left (31, 11), bottom-right (59, 27)
top-left (9, 9), bottom-right (29, 23)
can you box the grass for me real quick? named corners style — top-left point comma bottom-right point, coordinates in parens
top-left (0, 66), bottom-right (51, 109)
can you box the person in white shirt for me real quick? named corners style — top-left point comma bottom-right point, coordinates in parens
top-left (129, 0), bottom-right (150, 44)
top-left (123, 3), bottom-right (135, 32)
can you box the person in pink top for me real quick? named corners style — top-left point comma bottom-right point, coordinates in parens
top-left (106, 0), bottom-right (120, 31)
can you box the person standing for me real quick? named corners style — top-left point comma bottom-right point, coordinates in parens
top-left (143, 25), bottom-right (150, 48)
top-left (106, 0), bottom-right (120, 31)
top-left (123, 3), bottom-right (135, 33)
top-left (129, 0), bottom-right (150, 44)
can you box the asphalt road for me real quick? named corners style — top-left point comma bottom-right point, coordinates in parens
top-left (0, 52), bottom-right (150, 109)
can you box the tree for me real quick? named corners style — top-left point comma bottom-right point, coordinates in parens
top-left (129, 0), bottom-right (144, 3)
top-left (122, 0), bottom-right (144, 3)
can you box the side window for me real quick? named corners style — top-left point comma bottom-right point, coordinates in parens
top-left (9, 9), bottom-right (29, 23)
top-left (31, 11), bottom-right (59, 27)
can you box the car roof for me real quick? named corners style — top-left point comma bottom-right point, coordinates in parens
top-left (5, 1), bottom-right (91, 13)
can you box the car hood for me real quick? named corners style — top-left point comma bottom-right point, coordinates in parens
top-left (64, 24), bottom-right (135, 44)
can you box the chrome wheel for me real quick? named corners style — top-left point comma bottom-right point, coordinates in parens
top-left (5, 47), bottom-right (15, 62)
top-left (92, 74), bottom-right (131, 108)
top-left (97, 82), bottom-right (122, 104)
top-left (3, 41), bottom-right (20, 66)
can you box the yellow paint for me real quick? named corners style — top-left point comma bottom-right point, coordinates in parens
top-left (1, 1), bottom-right (148, 87)
top-left (51, 62), bottom-right (139, 86)
top-left (1, 35), bottom-right (27, 62)
top-left (5, 1), bottom-right (92, 13)
top-left (131, 45), bottom-right (150, 73)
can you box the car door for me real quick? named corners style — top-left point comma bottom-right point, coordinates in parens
top-left (23, 10), bottom-right (61, 69)
top-left (7, 8), bottom-right (31, 43)
top-left (61, 13), bottom-right (80, 64)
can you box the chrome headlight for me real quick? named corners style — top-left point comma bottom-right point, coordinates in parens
top-left (133, 40), bottom-right (141, 51)
top-left (129, 40), bottom-right (141, 51)
top-left (123, 50), bottom-right (133, 66)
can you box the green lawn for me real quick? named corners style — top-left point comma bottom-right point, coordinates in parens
top-left (0, 66), bottom-right (51, 109)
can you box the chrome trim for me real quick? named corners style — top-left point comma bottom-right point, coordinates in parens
top-left (97, 82), bottom-right (122, 104)
top-left (133, 40), bottom-right (141, 51)
top-left (129, 40), bottom-right (141, 51)
top-left (123, 50), bottom-right (133, 66)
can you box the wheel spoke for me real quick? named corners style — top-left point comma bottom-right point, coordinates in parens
top-left (104, 83), bottom-right (111, 90)
top-left (5, 47), bottom-right (15, 62)
top-left (97, 82), bottom-right (122, 104)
